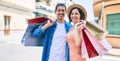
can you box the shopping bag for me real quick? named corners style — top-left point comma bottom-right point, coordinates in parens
top-left (80, 25), bottom-right (109, 58)
top-left (21, 17), bottom-right (52, 46)
top-left (99, 39), bottom-right (112, 51)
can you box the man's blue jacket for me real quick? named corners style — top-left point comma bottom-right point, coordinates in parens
top-left (32, 20), bottom-right (72, 61)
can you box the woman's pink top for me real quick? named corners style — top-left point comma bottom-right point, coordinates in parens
top-left (66, 28), bottom-right (86, 61)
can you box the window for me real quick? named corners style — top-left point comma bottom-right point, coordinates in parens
top-left (36, 0), bottom-right (41, 2)
top-left (70, 0), bottom-right (72, 2)
top-left (4, 15), bottom-right (11, 35)
top-left (34, 12), bottom-right (47, 18)
top-left (107, 13), bottom-right (120, 35)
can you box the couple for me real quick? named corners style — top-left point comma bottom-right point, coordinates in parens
top-left (32, 3), bottom-right (95, 61)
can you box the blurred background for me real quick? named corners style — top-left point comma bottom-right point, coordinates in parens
top-left (0, 0), bottom-right (120, 61)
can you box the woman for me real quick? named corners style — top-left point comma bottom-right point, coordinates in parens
top-left (66, 4), bottom-right (87, 61)
top-left (66, 4), bottom-right (112, 61)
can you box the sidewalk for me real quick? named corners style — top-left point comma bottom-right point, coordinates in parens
top-left (108, 48), bottom-right (120, 56)
top-left (89, 48), bottom-right (120, 61)
top-left (0, 43), bottom-right (120, 61)
top-left (90, 55), bottom-right (120, 61)
top-left (0, 43), bottom-right (43, 61)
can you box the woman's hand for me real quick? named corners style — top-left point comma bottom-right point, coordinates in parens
top-left (77, 20), bottom-right (86, 32)
top-left (74, 22), bottom-right (83, 46)
top-left (42, 20), bottom-right (54, 30)
top-left (74, 20), bottom-right (86, 46)
top-left (74, 21), bottom-right (83, 31)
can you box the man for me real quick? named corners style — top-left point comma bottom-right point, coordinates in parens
top-left (32, 3), bottom-right (72, 61)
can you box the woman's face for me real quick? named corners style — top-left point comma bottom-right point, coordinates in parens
top-left (70, 8), bottom-right (81, 24)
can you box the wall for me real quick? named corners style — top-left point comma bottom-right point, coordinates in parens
top-left (103, 4), bottom-right (120, 48)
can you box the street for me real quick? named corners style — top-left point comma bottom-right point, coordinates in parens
top-left (0, 43), bottom-right (120, 61)
top-left (0, 43), bottom-right (42, 61)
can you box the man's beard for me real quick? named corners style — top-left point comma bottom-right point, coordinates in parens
top-left (58, 16), bottom-right (64, 20)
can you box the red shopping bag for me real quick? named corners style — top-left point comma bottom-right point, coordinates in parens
top-left (28, 17), bottom-right (52, 24)
top-left (81, 26), bottom-right (108, 58)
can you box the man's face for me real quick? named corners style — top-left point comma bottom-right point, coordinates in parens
top-left (55, 6), bottom-right (66, 21)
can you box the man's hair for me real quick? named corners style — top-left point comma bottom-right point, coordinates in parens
top-left (55, 3), bottom-right (66, 11)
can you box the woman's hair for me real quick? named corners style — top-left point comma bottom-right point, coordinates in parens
top-left (55, 3), bottom-right (66, 11)
top-left (69, 7), bottom-right (85, 23)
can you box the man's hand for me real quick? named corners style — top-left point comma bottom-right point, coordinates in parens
top-left (42, 20), bottom-right (54, 30)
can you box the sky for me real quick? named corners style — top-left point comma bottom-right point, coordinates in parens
top-left (75, 0), bottom-right (95, 22)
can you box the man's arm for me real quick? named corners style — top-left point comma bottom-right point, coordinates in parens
top-left (32, 20), bottom-right (54, 37)
top-left (32, 26), bottom-right (45, 37)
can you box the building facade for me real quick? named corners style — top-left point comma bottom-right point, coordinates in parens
top-left (35, 0), bottom-right (75, 20)
top-left (0, 0), bottom-right (76, 43)
top-left (0, 0), bottom-right (35, 43)
top-left (93, 0), bottom-right (120, 48)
